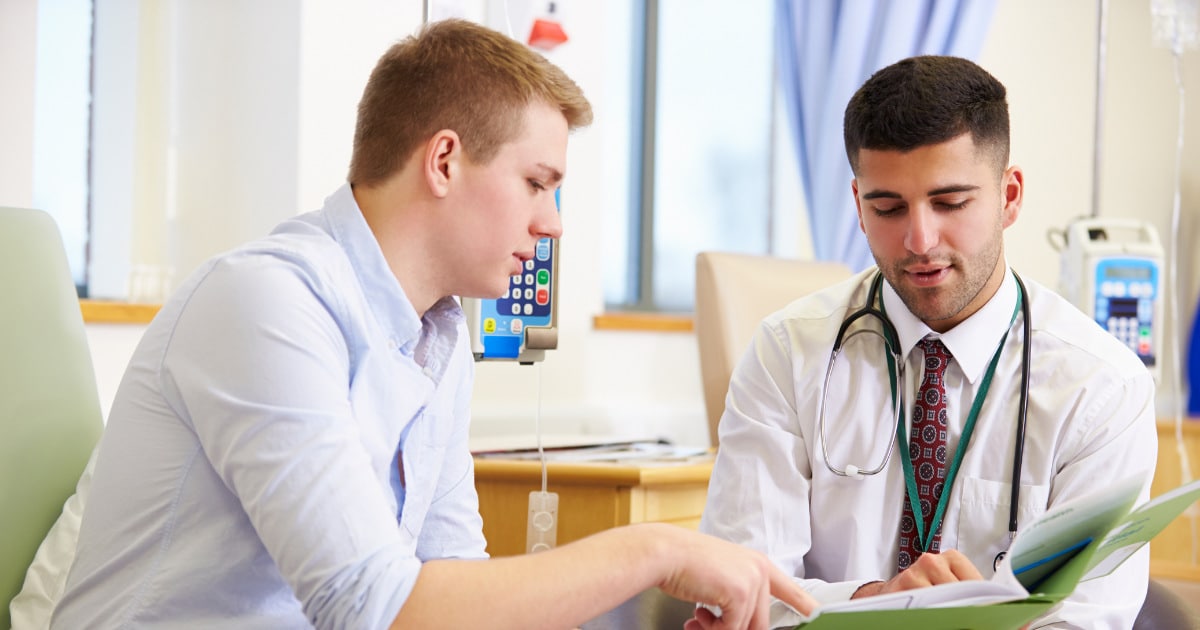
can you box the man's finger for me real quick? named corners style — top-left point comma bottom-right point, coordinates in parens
top-left (944, 550), bottom-right (984, 581)
top-left (767, 565), bottom-right (817, 615)
top-left (747, 572), bottom-right (772, 630)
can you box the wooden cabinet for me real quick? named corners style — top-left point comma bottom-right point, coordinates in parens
top-left (1151, 419), bottom-right (1200, 581)
top-left (472, 456), bottom-right (713, 557)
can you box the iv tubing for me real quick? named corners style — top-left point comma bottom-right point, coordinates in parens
top-left (537, 361), bottom-right (547, 494)
top-left (1168, 44), bottom-right (1198, 563)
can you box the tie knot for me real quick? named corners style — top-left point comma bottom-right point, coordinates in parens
top-left (920, 337), bottom-right (952, 375)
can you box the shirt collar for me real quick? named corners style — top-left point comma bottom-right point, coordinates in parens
top-left (322, 184), bottom-right (463, 352)
top-left (880, 265), bottom-right (1018, 384)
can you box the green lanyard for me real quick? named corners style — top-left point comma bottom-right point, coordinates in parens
top-left (882, 291), bottom-right (1022, 554)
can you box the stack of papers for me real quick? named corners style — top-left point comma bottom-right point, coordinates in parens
top-left (473, 439), bottom-right (710, 464)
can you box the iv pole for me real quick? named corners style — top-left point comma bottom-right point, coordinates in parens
top-left (1091, 0), bottom-right (1108, 218)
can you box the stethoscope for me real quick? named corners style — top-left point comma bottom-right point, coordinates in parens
top-left (816, 271), bottom-right (1032, 572)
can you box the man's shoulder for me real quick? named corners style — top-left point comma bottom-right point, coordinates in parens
top-left (763, 268), bottom-right (871, 329)
top-left (149, 214), bottom-right (357, 339)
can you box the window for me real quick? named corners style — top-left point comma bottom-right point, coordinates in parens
top-left (33, 0), bottom-right (93, 296)
top-left (604, 0), bottom-right (802, 313)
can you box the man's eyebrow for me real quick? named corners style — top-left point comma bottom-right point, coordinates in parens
top-left (860, 184), bottom-right (980, 200)
top-left (928, 184), bottom-right (979, 196)
top-left (534, 163), bottom-right (563, 184)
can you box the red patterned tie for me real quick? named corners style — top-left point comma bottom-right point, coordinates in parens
top-left (897, 337), bottom-right (952, 571)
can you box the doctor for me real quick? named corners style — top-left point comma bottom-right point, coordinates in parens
top-left (692, 56), bottom-right (1156, 629)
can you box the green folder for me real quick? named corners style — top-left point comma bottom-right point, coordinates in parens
top-left (792, 600), bottom-right (1053, 630)
top-left (791, 476), bottom-right (1200, 630)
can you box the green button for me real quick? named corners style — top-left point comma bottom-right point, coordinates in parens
top-left (537, 269), bottom-right (549, 285)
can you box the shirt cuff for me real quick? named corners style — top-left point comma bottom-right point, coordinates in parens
top-left (768, 579), bottom-right (872, 628)
top-left (805, 578), bottom-right (872, 604)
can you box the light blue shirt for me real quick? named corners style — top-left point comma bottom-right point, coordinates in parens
top-left (51, 184), bottom-right (488, 629)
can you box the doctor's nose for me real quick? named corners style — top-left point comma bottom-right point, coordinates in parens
top-left (904, 208), bottom-right (939, 255)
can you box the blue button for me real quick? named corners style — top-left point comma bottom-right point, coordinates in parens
top-left (536, 238), bottom-right (552, 261)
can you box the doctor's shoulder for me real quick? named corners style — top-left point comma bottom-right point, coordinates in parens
top-left (750, 269), bottom-right (876, 364)
top-left (764, 268), bottom-right (874, 331)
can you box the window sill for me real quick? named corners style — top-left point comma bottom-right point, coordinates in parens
top-left (592, 311), bottom-right (694, 333)
top-left (78, 304), bottom-right (694, 331)
top-left (79, 299), bottom-right (160, 325)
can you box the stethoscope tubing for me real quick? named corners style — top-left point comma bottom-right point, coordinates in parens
top-left (999, 272), bottom-right (1033, 568)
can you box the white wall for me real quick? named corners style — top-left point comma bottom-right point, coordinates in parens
top-left (980, 0), bottom-right (1200, 416)
top-left (0, 0), bottom-right (37, 209)
top-left (10, 0), bottom-right (1200, 440)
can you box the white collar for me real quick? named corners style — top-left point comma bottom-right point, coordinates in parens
top-left (879, 265), bottom-right (1019, 384)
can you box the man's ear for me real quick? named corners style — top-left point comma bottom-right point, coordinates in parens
top-left (424, 129), bottom-right (461, 199)
top-left (852, 178), bottom-right (866, 233)
top-left (1001, 165), bottom-right (1024, 228)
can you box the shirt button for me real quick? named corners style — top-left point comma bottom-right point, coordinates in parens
top-left (387, 338), bottom-right (398, 351)
top-left (423, 366), bottom-right (435, 379)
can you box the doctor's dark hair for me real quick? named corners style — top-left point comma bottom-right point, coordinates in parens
top-left (843, 55), bottom-right (1009, 175)
top-left (349, 18), bottom-right (592, 187)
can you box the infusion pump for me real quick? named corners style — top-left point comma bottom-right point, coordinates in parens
top-left (460, 191), bottom-right (562, 365)
top-left (461, 236), bottom-right (559, 365)
top-left (1055, 218), bottom-right (1163, 376)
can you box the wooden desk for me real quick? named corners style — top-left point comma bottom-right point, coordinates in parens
top-left (473, 456), bottom-right (713, 557)
top-left (1152, 418), bottom-right (1200, 581)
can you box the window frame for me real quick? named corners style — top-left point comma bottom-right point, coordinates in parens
top-left (605, 0), bottom-right (801, 316)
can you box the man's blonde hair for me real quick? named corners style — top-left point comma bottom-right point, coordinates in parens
top-left (349, 19), bottom-right (592, 187)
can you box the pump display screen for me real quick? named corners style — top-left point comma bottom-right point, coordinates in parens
top-left (1104, 266), bottom-right (1152, 281)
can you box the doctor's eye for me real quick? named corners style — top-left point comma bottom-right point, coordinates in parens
top-left (528, 179), bottom-right (548, 193)
top-left (935, 199), bottom-right (970, 211)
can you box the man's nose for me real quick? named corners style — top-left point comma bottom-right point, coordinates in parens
top-left (904, 207), bottom-right (939, 255)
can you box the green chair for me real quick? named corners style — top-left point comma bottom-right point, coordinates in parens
top-left (0, 207), bottom-right (103, 628)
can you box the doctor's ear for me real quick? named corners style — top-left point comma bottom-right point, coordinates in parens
top-left (851, 178), bottom-right (867, 233)
top-left (1001, 165), bottom-right (1023, 228)
top-left (423, 129), bottom-right (462, 199)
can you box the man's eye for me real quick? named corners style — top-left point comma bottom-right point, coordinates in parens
top-left (936, 200), bottom-right (969, 211)
top-left (528, 179), bottom-right (546, 191)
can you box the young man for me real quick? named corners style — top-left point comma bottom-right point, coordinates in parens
top-left (693, 56), bottom-right (1156, 629)
top-left (44, 19), bottom-right (813, 629)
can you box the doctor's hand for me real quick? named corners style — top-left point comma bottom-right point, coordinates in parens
top-left (851, 549), bottom-right (982, 599)
top-left (646, 527), bottom-right (814, 630)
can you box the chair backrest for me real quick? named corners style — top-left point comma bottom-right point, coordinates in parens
top-left (694, 251), bottom-right (851, 448)
top-left (0, 208), bottom-right (103, 628)
top-left (1133, 578), bottom-right (1200, 629)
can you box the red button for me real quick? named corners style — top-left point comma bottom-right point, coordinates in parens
top-left (536, 288), bottom-right (549, 305)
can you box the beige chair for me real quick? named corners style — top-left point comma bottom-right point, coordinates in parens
top-left (694, 251), bottom-right (852, 448)
top-left (1, 208), bottom-right (104, 628)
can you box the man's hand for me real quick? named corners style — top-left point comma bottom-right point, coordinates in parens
top-left (851, 550), bottom-right (982, 599)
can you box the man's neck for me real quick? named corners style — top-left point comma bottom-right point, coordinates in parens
top-left (352, 180), bottom-right (442, 318)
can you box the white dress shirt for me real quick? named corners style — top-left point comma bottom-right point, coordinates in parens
top-left (50, 184), bottom-right (488, 629)
top-left (700, 266), bottom-right (1157, 629)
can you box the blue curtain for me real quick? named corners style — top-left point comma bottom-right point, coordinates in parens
top-left (776, 0), bottom-right (998, 271)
